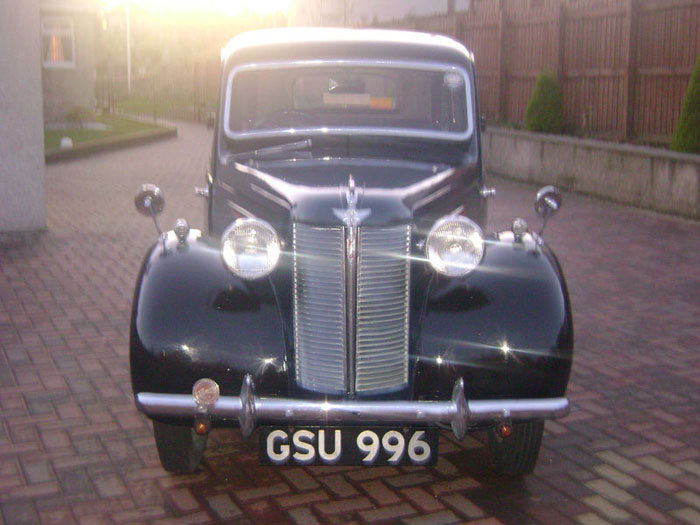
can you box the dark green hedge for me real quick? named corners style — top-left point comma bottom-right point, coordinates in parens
top-left (671, 54), bottom-right (700, 154)
top-left (525, 71), bottom-right (563, 134)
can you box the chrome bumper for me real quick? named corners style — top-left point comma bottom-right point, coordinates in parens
top-left (135, 375), bottom-right (569, 440)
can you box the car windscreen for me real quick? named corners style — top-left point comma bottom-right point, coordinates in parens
top-left (224, 62), bottom-right (473, 141)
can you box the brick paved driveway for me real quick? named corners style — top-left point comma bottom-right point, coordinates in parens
top-left (1, 122), bottom-right (699, 524)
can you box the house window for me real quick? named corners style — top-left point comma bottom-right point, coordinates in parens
top-left (42, 17), bottom-right (75, 68)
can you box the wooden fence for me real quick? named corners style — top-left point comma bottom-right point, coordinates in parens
top-left (381, 0), bottom-right (700, 141)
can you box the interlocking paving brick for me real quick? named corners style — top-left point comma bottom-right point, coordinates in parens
top-left (428, 476), bottom-right (480, 495)
top-left (0, 481), bottom-right (61, 501)
top-left (93, 474), bottom-right (128, 498)
top-left (345, 466), bottom-right (399, 482)
top-left (359, 502), bottom-right (416, 522)
top-left (679, 460), bottom-right (700, 477)
top-left (630, 468), bottom-right (681, 492)
top-left (401, 509), bottom-right (460, 525)
top-left (585, 479), bottom-right (634, 505)
top-left (21, 459), bottom-right (55, 484)
top-left (362, 479), bottom-right (403, 506)
top-left (111, 505), bottom-right (167, 523)
top-left (205, 493), bottom-right (242, 519)
top-left (315, 496), bottom-right (373, 515)
top-left (152, 511), bottom-right (212, 525)
top-left (575, 513), bottom-right (613, 525)
top-left (672, 507), bottom-right (700, 524)
top-left (401, 487), bottom-right (444, 513)
top-left (638, 455), bottom-right (684, 477)
top-left (39, 429), bottom-right (71, 449)
top-left (280, 467), bottom-right (319, 491)
top-left (625, 499), bottom-right (674, 524)
top-left (1, 123), bottom-right (698, 523)
top-left (276, 489), bottom-right (329, 509)
top-left (385, 472), bottom-right (436, 489)
top-left (288, 507), bottom-right (321, 525)
top-left (676, 490), bottom-right (700, 510)
top-left (433, 457), bottom-right (459, 476)
top-left (37, 506), bottom-right (77, 525)
top-left (440, 493), bottom-right (485, 519)
top-left (583, 495), bottom-right (631, 522)
top-left (169, 488), bottom-right (200, 512)
top-left (591, 465), bottom-right (637, 488)
top-left (319, 473), bottom-right (359, 497)
top-left (129, 479), bottom-right (165, 507)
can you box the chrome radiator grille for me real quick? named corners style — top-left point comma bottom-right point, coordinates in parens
top-left (355, 226), bottom-right (411, 392)
top-left (293, 223), bottom-right (411, 395)
top-left (293, 225), bottom-right (346, 394)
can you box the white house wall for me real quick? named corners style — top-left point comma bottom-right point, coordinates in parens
top-left (0, 0), bottom-right (46, 232)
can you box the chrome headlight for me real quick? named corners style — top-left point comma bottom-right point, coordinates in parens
top-left (425, 216), bottom-right (484, 277)
top-left (221, 218), bottom-right (280, 279)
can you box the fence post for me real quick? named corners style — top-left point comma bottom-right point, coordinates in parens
top-left (554, 5), bottom-right (566, 88)
top-left (496, 7), bottom-right (508, 121)
top-left (152, 76), bottom-right (157, 124)
top-left (623, 0), bottom-right (639, 139)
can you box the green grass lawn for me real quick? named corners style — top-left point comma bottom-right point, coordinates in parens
top-left (114, 94), bottom-right (210, 121)
top-left (44, 114), bottom-right (163, 153)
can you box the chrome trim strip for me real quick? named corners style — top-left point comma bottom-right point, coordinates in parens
top-left (136, 376), bottom-right (570, 440)
top-left (480, 186), bottom-right (496, 198)
top-left (449, 205), bottom-right (464, 216)
top-left (226, 200), bottom-right (254, 218)
top-left (345, 222), bottom-right (357, 395)
top-left (250, 184), bottom-right (292, 210)
top-left (412, 185), bottom-right (452, 211)
top-left (223, 60), bottom-right (475, 142)
top-left (217, 180), bottom-right (235, 194)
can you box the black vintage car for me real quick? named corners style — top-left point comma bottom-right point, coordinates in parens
top-left (131, 28), bottom-right (573, 475)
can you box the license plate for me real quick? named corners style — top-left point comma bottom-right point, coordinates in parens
top-left (259, 426), bottom-right (438, 466)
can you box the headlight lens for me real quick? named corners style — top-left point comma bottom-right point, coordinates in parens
top-left (425, 216), bottom-right (484, 276)
top-left (221, 218), bottom-right (280, 279)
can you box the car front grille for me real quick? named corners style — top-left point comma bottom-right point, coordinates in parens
top-left (293, 223), bottom-right (411, 395)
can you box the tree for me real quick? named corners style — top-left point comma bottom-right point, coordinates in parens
top-left (525, 70), bottom-right (563, 134)
top-left (671, 54), bottom-right (700, 154)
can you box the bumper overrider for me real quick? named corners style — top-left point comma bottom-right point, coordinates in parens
top-left (135, 375), bottom-right (569, 440)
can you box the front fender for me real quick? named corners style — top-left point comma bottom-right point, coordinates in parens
top-left (129, 231), bottom-right (288, 397)
top-left (414, 234), bottom-right (573, 401)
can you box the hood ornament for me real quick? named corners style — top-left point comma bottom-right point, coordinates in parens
top-left (333, 175), bottom-right (371, 227)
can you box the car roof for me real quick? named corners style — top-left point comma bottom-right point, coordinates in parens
top-left (221, 27), bottom-right (474, 65)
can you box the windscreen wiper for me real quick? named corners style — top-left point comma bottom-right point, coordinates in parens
top-left (226, 139), bottom-right (312, 161)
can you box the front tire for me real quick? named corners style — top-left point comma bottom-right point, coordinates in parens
top-left (487, 420), bottom-right (544, 476)
top-left (153, 421), bottom-right (208, 474)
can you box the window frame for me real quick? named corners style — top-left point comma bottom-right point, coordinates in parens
top-left (41, 16), bottom-right (76, 69)
top-left (223, 60), bottom-right (475, 143)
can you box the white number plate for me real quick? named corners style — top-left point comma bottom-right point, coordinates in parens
top-left (259, 427), bottom-right (438, 466)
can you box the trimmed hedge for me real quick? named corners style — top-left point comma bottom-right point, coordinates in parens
top-left (525, 71), bottom-right (563, 134)
top-left (671, 54), bottom-right (700, 154)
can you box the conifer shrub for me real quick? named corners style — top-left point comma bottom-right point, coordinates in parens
top-left (525, 70), bottom-right (563, 134)
top-left (671, 54), bottom-right (700, 154)
top-left (65, 106), bottom-right (95, 128)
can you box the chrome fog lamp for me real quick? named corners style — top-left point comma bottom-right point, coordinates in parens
top-left (221, 218), bottom-right (280, 279)
top-left (192, 378), bottom-right (220, 406)
top-left (426, 216), bottom-right (484, 277)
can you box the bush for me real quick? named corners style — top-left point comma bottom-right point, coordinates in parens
top-left (65, 106), bottom-right (95, 127)
top-left (671, 54), bottom-right (700, 154)
top-left (525, 70), bottom-right (563, 134)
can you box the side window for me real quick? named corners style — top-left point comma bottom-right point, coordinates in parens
top-left (42, 17), bottom-right (75, 68)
